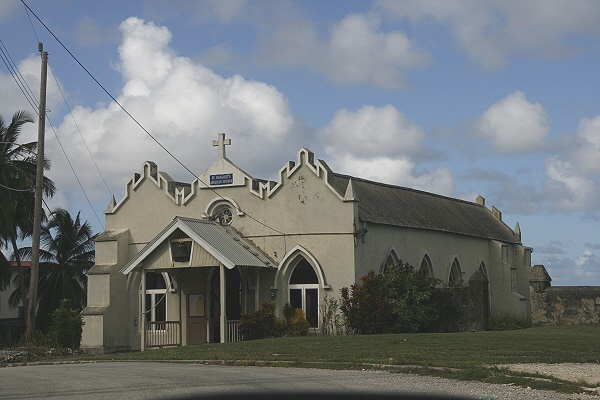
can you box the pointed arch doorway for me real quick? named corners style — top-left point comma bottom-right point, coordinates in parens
top-left (288, 258), bottom-right (319, 328)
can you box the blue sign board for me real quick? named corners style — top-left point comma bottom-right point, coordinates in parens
top-left (210, 173), bottom-right (233, 185)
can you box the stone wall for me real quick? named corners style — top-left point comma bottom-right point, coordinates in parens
top-left (529, 265), bottom-right (600, 325)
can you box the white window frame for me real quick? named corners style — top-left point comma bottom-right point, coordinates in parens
top-left (288, 283), bottom-right (320, 329)
top-left (140, 272), bottom-right (170, 332)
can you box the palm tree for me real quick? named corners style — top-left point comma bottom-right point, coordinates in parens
top-left (16, 208), bottom-right (95, 329)
top-left (0, 110), bottom-right (55, 326)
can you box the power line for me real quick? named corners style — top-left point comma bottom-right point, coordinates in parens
top-left (0, 41), bottom-right (38, 113)
top-left (23, 2), bottom-right (40, 43)
top-left (49, 67), bottom-right (113, 198)
top-left (0, 39), bottom-right (104, 230)
top-left (44, 117), bottom-right (105, 230)
top-left (0, 38), bottom-right (39, 106)
top-left (20, 0), bottom-right (287, 238)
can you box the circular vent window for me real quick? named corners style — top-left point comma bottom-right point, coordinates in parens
top-left (217, 207), bottom-right (233, 226)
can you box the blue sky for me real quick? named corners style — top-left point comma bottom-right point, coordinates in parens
top-left (1, 0), bottom-right (599, 285)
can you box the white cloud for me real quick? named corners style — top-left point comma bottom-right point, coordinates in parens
top-left (0, 55), bottom-right (63, 143)
top-left (333, 155), bottom-right (453, 196)
top-left (377, 0), bottom-right (600, 69)
top-left (574, 116), bottom-right (600, 173)
top-left (322, 105), bottom-right (452, 196)
top-left (259, 13), bottom-right (428, 89)
top-left (476, 91), bottom-right (549, 153)
top-left (48, 17), bottom-right (304, 203)
top-left (323, 105), bottom-right (423, 158)
top-left (545, 157), bottom-right (598, 212)
top-left (575, 247), bottom-right (600, 279)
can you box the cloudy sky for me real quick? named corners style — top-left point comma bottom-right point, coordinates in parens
top-left (1, 0), bottom-right (599, 285)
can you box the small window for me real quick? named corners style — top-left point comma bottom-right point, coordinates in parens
top-left (213, 206), bottom-right (233, 226)
top-left (524, 249), bottom-right (532, 267)
top-left (511, 268), bottom-right (517, 292)
top-left (171, 240), bottom-right (192, 262)
top-left (502, 245), bottom-right (509, 263)
top-left (479, 262), bottom-right (488, 281)
top-left (420, 255), bottom-right (433, 277)
top-left (382, 250), bottom-right (398, 274)
top-left (449, 258), bottom-right (462, 286)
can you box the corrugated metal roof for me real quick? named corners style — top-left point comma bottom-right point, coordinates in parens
top-left (330, 173), bottom-right (520, 244)
top-left (120, 217), bottom-right (274, 274)
top-left (177, 217), bottom-right (275, 268)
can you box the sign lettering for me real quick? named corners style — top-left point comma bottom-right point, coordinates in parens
top-left (210, 173), bottom-right (233, 185)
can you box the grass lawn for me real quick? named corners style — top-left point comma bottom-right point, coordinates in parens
top-left (97, 325), bottom-right (600, 394)
top-left (104, 325), bottom-right (599, 366)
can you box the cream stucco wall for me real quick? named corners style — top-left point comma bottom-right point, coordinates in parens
top-left (355, 222), bottom-right (530, 317)
top-left (83, 149), bottom-right (357, 351)
top-left (82, 145), bottom-right (530, 353)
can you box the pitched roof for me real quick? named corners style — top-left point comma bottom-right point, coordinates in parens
top-left (120, 216), bottom-right (275, 274)
top-left (329, 173), bottom-right (520, 244)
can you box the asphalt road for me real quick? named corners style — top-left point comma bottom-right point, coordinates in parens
top-left (0, 362), bottom-right (595, 400)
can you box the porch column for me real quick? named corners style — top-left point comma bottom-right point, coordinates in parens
top-left (140, 270), bottom-right (146, 351)
top-left (178, 269), bottom-right (182, 346)
top-left (220, 263), bottom-right (226, 343)
top-left (255, 269), bottom-right (260, 311)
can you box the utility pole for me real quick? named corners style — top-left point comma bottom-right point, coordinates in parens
top-left (26, 42), bottom-right (47, 345)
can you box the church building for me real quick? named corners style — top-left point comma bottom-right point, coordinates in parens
top-left (81, 134), bottom-right (532, 353)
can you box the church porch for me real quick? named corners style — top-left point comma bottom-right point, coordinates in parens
top-left (120, 216), bottom-right (276, 350)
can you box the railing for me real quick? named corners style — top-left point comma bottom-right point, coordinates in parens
top-left (227, 319), bottom-right (241, 342)
top-left (146, 321), bottom-right (181, 348)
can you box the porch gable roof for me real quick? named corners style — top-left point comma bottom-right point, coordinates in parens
top-left (120, 216), bottom-right (275, 274)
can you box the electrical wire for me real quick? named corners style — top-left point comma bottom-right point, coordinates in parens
top-left (0, 38), bottom-right (104, 229)
top-left (49, 67), bottom-right (113, 197)
top-left (23, 2), bottom-right (40, 43)
top-left (20, 0), bottom-right (287, 239)
top-left (0, 42), bottom-right (38, 113)
top-left (45, 117), bottom-right (105, 229)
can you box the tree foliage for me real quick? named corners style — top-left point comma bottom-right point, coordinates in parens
top-left (50, 299), bottom-right (84, 349)
top-left (286, 308), bottom-right (310, 336)
top-left (0, 110), bottom-right (55, 308)
top-left (340, 260), bottom-right (440, 334)
top-left (15, 209), bottom-right (94, 330)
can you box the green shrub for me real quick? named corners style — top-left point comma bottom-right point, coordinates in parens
top-left (340, 270), bottom-right (389, 334)
top-left (282, 303), bottom-right (295, 326)
top-left (490, 311), bottom-right (532, 331)
top-left (287, 308), bottom-right (310, 336)
top-left (340, 260), bottom-right (440, 334)
top-left (238, 301), bottom-right (285, 340)
top-left (50, 299), bottom-right (84, 349)
top-left (320, 294), bottom-right (346, 336)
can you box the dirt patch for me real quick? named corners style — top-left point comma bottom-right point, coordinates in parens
top-left (500, 363), bottom-right (600, 386)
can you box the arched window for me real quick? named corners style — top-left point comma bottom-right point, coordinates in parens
top-left (382, 250), bottom-right (398, 274)
top-left (144, 272), bottom-right (169, 326)
top-left (478, 262), bottom-right (489, 281)
top-left (289, 259), bottom-right (319, 328)
top-left (419, 254), bottom-right (433, 278)
top-left (478, 261), bottom-right (492, 311)
top-left (448, 258), bottom-right (462, 286)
